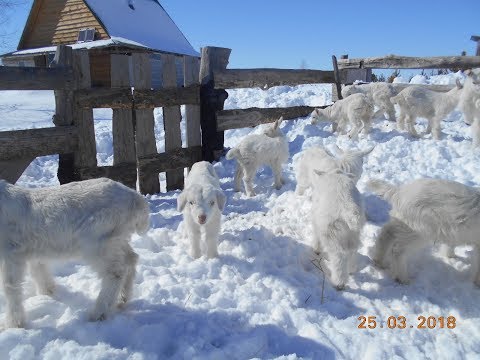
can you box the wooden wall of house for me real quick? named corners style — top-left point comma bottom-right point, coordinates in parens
top-left (21, 0), bottom-right (109, 50)
top-left (89, 51), bottom-right (111, 87)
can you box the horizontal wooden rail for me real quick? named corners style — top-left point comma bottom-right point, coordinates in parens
top-left (76, 89), bottom-right (133, 109)
top-left (0, 126), bottom-right (78, 160)
top-left (78, 163), bottom-right (137, 186)
top-left (134, 84), bottom-right (200, 108)
top-left (216, 105), bottom-right (328, 131)
top-left (0, 66), bottom-right (74, 90)
top-left (138, 146), bottom-right (202, 175)
top-left (214, 69), bottom-right (336, 89)
top-left (337, 55), bottom-right (480, 70)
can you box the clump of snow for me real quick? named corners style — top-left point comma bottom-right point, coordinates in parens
top-left (409, 74), bottom-right (428, 84)
top-left (1, 74), bottom-right (480, 358)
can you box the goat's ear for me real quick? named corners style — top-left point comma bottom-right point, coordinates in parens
top-left (313, 169), bottom-right (326, 177)
top-left (177, 192), bottom-right (187, 212)
top-left (465, 69), bottom-right (472, 76)
top-left (216, 190), bottom-right (226, 211)
top-left (333, 144), bottom-right (344, 155)
top-left (273, 116), bottom-right (283, 130)
top-left (456, 79), bottom-right (463, 89)
top-left (361, 146), bottom-right (375, 156)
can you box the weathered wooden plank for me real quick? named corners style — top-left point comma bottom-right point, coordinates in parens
top-left (214, 68), bottom-right (336, 89)
top-left (138, 146), bottom-right (202, 175)
top-left (337, 55), bottom-right (480, 70)
top-left (133, 85), bottom-right (200, 108)
top-left (162, 54), bottom-right (184, 191)
top-left (216, 106), bottom-right (328, 131)
top-left (111, 54), bottom-right (137, 188)
top-left (0, 65), bottom-right (75, 90)
top-left (132, 52), bottom-right (160, 194)
top-left (0, 157), bottom-right (36, 184)
top-left (76, 88), bottom-right (133, 109)
top-left (200, 46), bottom-right (231, 161)
top-left (77, 163), bottom-right (137, 186)
top-left (0, 126), bottom-right (78, 160)
top-left (184, 56), bottom-right (201, 169)
top-left (72, 50), bottom-right (97, 169)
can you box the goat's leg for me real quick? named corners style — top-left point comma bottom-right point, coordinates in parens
top-left (396, 113), bottom-right (406, 130)
top-left (205, 214), bottom-right (221, 259)
top-left (271, 160), bottom-right (284, 190)
top-left (430, 117), bottom-right (442, 140)
top-left (405, 115), bottom-right (420, 138)
top-left (347, 117), bottom-right (362, 140)
top-left (242, 165), bottom-right (257, 197)
top-left (118, 243), bottom-right (139, 307)
top-left (1, 258), bottom-right (26, 328)
top-left (233, 163), bottom-right (243, 192)
top-left (439, 243), bottom-right (455, 258)
top-left (472, 118), bottom-right (480, 147)
top-left (185, 215), bottom-right (201, 259)
top-left (386, 104), bottom-right (397, 122)
top-left (29, 261), bottom-right (55, 296)
top-left (326, 249), bottom-right (349, 290)
top-left (373, 218), bottom-right (406, 269)
top-left (471, 245), bottom-right (480, 287)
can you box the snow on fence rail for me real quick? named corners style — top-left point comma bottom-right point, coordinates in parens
top-left (0, 45), bottom-right (202, 194)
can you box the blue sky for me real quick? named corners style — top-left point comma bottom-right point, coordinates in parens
top-left (2, 0), bottom-right (479, 73)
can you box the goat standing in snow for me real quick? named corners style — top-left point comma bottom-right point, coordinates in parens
top-left (0, 178), bottom-right (149, 328)
top-left (295, 144), bottom-right (374, 195)
top-left (311, 169), bottom-right (365, 290)
top-left (342, 82), bottom-right (400, 122)
top-left (390, 81), bottom-right (463, 139)
top-left (458, 70), bottom-right (480, 146)
top-left (226, 117), bottom-right (289, 197)
top-left (368, 178), bottom-right (480, 285)
top-left (311, 93), bottom-right (374, 139)
top-left (177, 161), bottom-right (226, 259)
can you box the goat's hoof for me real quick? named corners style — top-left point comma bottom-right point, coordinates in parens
top-left (39, 285), bottom-right (56, 296)
top-left (334, 284), bottom-right (346, 291)
top-left (190, 250), bottom-right (201, 259)
top-left (88, 312), bottom-right (107, 322)
top-left (394, 277), bottom-right (410, 285)
top-left (372, 259), bottom-right (386, 270)
top-left (6, 317), bottom-right (26, 329)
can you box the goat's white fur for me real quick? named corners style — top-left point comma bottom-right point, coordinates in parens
top-left (367, 178), bottom-right (480, 285)
top-left (458, 70), bottom-right (480, 146)
top-left (311, 169), bottom-right (365, 290)
top-left (226, 117), bottom-right (289, 196)
top-left (390, 83), bottom-right (463, 139)
top-left (311, 93), bottom-right (374, 139)
top-left (177, 161), bottom-right (226, 259)
top-left (0, 178), bottom-right (149, 328)
top-left (342, 82), bottom-right (400, 122)
top-left (295, 145), bottom-right (374, 195)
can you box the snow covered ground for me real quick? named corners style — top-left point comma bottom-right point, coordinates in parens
top-left (1, 74), bottom-right (480, 359)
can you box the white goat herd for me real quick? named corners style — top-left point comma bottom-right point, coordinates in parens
top-left (1, 68), bottom-right (480, 329)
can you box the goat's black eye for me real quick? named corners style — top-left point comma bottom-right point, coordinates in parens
top-left (189, 201), bottom-right (194, 205)
top-left (210, 200), bottom-right (215, 206)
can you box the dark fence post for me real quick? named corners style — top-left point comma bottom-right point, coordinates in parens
top-left (199, 46), bottom-right (231, 161)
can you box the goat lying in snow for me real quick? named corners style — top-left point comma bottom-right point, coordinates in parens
top-left (342, 82), bottom-right (400, 122)
top-left (390, 81), bottom-right (463, 139)
top-left (311, 169), bottom-right (365, 290)
top-left (0, 178), bottom-right (149, 328)
top-left (295, 144), bottom-right (374, 195)
top-left (177, 161), bottom-right (226, 259)
top-left (226, 117), bottom-right (289, 197)
top-left (311, 93), bottom-right (374, 139)
top-left (367, 178), bottom-right (480, 285)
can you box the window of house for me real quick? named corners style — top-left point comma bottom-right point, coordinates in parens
top-left (77, 28), bottom-right (96, 43)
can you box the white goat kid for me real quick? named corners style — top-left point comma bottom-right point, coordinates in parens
top-left (458, 70), bottom-right (480, 146)
top-left (177, 161), bottom-right (226, 259)
top-left (226, 117), bottom-right (289, 197)
top-left (390, 82), bottom-right (463, 139)
top-left (368, 178), bottom-right (480, 285)
top-left (311, 93), bottom-right (374, 139)
top-left (342, 82), bottom-right (400, 122)
top-left (295, 145), bottom-right (374, 195)
top-left (0, 178), bottom-right (149, 328)
top-left (311, 169), bottom-right (365, 290)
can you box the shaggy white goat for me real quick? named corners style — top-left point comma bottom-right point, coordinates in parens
top-left (311, 93), bottom-right (374, 139)
top-left (311, 169), bottom-right (365, 290)
top-left (390, 82), bottom-right (463, 139)
top-left (177, 161), bottom-right (226, 259)
top-left (342, 82), bottom-right (400, 122)
top-left (367, 178), bottom-right (480, 285)
top-left (458, 70), bottom-right (480, 146)
top-left (295, 145), bottom-right (374, 195)
top-left (0, 178), bottom-right (149, 328)
top-left (226, 117), bottom-right (289, 197)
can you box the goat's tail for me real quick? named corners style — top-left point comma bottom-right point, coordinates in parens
top-left (366, 179), bottom-right (397, 202)
top-left (226, 148), bottom-right (239, 160)
top-left (133, 195), bottom-right (150, 235)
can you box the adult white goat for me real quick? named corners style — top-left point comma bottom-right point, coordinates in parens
top-left (311, 93), bottom-right (374, 139)
top-left (226, 117), bottom-right (289, 197)
top-left (458, 69), bottom-right (480, 146)
top-left (367, 178), bottom-right (480, 285)
top-left (177, 161), bottom-right (226, 259)
top-left (342, 82), bottom-right (400, 122)
top-left (311, 169), bottom-right (365, 290)
top-left (390, 82), bottom-right (463, 139)
top-left (0, 178), bottom-right (149, 328)
top-left (295, 145), bottom-right (374, 195)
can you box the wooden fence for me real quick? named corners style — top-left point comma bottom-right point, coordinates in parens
top-left (0, 45), bottom-right (202, 195)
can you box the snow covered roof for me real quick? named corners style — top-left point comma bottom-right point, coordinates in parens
top-left (83, 0), bottom-right (199, 57)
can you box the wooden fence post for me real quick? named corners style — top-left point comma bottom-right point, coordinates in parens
top-left (132, 53), bottom-right (161, 194)
top-left (110, 54), bottom-right (137, 188)
top-left (52, 45), bottom-right (78, 184)
top-left (199, 46), bottom-right (231, 162)
top-left (184, 55), bottom-right (202, 169)
top-left (332, 55), bottom-right (343, 101)
top-left (162, 54), bottom-right (184, 191)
